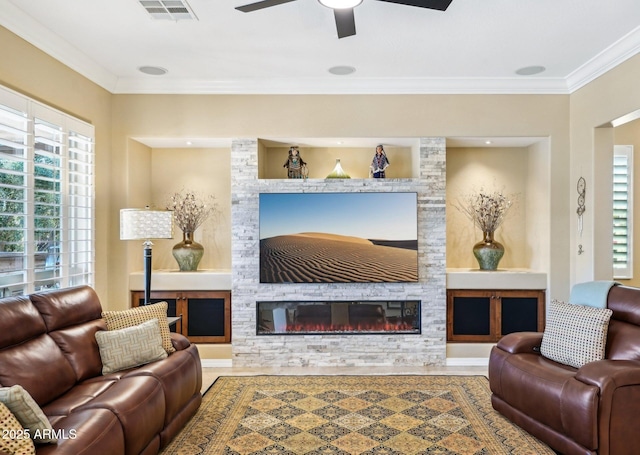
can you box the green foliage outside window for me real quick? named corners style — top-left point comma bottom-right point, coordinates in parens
top-left (0, 154), bottom-right (60, 255)
top-left (0, 158), bottom-right (25, 253)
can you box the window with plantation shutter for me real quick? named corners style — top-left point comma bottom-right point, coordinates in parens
top-left (0, 85), bottom-right (94, 297)
top-left (613, 145), bottom-right (633, 279)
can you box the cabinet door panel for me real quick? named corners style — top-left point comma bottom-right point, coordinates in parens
top-left (183, 291), bottom-right (231, 343)
top-left (447, 290), bottom-right (497, 342)
top-left (453, 296), bottom-right (491, 335)
top-left (186, 298), bottom-right (225, 337)
top-left (501, 297), bottom-right (539, 335)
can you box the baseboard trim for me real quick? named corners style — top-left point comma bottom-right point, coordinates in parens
top-left (201, 358), bottom-right (488, 368)
top-left (201, 359), bottom-right (233, 368)
top-left (445, 357), bottom-right (489, 367)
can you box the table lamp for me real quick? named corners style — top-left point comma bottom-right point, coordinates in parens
top-left (120, 207), bottom-right (173, 305)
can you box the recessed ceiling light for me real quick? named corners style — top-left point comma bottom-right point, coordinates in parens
top-left (318, 0), bottom-right (363, 8)
top-left (328, 65), bottom-right (356, 76)
top-left (485, 140), bottom-right (492, 145)
top-left (138, 66), bottom-right (168, 76)
top-left (186, 141), bottom-right (192, 145)
top-left (515, 66), bottom-right (546, 76)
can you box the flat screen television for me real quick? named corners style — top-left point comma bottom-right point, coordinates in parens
top-left (259, 192), bottom-right (418, 283)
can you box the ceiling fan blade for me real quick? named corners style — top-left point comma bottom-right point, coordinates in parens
top-left (235, 0), bottom-right (298, 13)
top-left (334, 8), bottom-right (356, 39)
top-left (376, 0), bottom-right (453, 11)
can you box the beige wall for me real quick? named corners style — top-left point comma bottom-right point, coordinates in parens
top-left (120, 139), bottom-right (153, 291)
top-left (446, 147), bottom-right (532, 269)
top-left (0, 26), bottom-right (113, 302)
top-left (149, 147), bottom-right (232, 271)
top-left (614, 119), bottom-right (640, 149)
top-left (614, 119), bottom-right (640, 287)
top-left (526, 139), bottom-right (551, 273)
top-left (570, 54), bottom-right (640, 286)
top-left (0, 24), bottom-right (583, 309)
top-left (110, 93), bottom-right (570, 305)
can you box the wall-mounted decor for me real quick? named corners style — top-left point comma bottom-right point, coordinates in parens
top-left (577, 176), bottom-right (586, 237)
top-left (259, 192), bottom-right (418, 283)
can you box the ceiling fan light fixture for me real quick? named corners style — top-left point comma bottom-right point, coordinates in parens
top-left (318, 0), bottom-right (363, 9)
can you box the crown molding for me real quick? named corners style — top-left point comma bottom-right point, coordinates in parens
top-left (0, 0), bottom-right (118, 92)
top-left (566, 25), bottom-right (640, 93)
top-left (112, 76), bottom-right (570, 95)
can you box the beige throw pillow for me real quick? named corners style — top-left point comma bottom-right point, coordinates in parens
top-left (102, 301), bottom-right (175, 354)
top-left (540, 299), bottom-right (613, 368)
top-left (0, 385), bottom-right (56, 444)
top-left (95, 318), bottom-right (168, 374)
top-left (0, 401), bottom-right (36, 455)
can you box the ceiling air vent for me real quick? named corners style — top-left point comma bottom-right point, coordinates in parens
top-left (138, 0), bottom-right (198, 21)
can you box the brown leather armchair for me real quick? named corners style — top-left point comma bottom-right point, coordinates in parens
top-left (489, 285), bottom-right (640, 455)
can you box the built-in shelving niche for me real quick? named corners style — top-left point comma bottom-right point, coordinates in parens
top-left (257, 137), bottom-right (421, 180)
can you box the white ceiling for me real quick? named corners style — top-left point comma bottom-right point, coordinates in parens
top-left (1, 0), bottom-right (639, 95)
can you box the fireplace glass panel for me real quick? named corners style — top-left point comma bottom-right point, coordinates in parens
top-left (257, 300), bottom-right (421, 335)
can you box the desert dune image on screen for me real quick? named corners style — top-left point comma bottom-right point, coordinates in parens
top-left (259, 192), bottom-right (418, 283)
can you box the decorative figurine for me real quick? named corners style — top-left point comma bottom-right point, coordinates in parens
top-left (283, 146), bottom-right (307, 179)
top-left (370, 144), bottom-right (390, 178)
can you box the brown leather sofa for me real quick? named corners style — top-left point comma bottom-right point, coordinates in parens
top-left (489, 284), bottom-right (640, 455)
top-left (0, 285), bottom-right (202, 455)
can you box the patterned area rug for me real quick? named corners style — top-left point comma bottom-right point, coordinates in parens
top-left (161, 375), bottom-right (553, 455)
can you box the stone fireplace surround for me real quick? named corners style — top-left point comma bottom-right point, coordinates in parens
top-left (231, 138), bottom-right (446, 367)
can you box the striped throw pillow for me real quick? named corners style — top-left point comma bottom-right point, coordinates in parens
top-left (0, 385), bottom-right (56, 444)
top-left (95, 318), bottom-right (168, 374)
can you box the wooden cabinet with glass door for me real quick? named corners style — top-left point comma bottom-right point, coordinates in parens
top-left (131, 290), bottom-right (231, 343)
top-left (446, 289), bottom-right (545, 342)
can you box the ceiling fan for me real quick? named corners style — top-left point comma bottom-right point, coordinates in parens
top-left (235, 0), bottom-right (453, 39)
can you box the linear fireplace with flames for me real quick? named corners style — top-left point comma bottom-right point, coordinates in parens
top-left (256, 300), bottom-right (421, 335)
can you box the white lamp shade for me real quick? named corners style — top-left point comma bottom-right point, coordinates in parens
top-left (120, 208), bottom-right (174, 240)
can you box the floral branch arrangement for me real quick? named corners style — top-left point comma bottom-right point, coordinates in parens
top-left (455, 189), bottom-right (516, 233)
top-left (167, 191), bottom-right (218, 234)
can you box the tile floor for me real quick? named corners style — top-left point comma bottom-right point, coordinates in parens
top-left (201, 365), bottom-right (488, 393)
